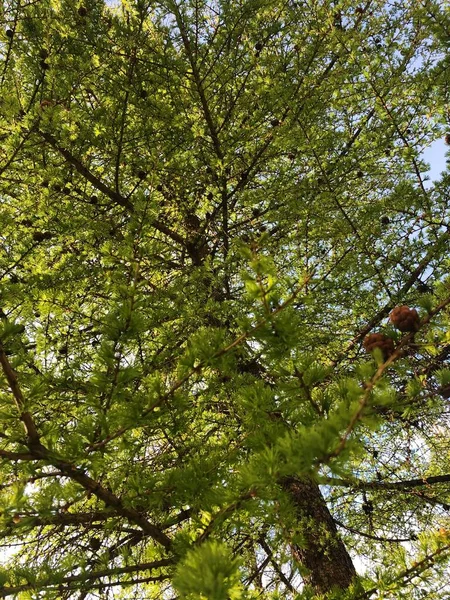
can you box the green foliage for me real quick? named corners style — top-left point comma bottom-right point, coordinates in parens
top-left (173, 541), bottom-right (244, 600)
top-left (0, 0), bottom-right (449, 598)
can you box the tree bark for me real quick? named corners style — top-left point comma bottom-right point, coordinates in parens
top-left (281, 476), bottom-right (357, 594)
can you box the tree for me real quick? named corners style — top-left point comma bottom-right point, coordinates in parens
top-left (0, 0), bottom-right (449, 597)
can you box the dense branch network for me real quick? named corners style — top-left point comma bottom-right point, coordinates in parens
top-left (0, 0), bottom-right (449, 598)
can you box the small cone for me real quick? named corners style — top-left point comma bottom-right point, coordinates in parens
top-left (390, 306), bottom-right (420, 332)
top-left (363, 333), bottom-right (395, 359)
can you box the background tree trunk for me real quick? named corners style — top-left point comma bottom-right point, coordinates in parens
top-left (282, 476), bottom-right (357, 593)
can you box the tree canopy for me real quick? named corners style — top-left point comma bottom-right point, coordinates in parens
top-left (0, 0), bottom-right (450, 598)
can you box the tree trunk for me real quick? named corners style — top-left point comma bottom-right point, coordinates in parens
top-left (281, 476), bottom-right (357, 594)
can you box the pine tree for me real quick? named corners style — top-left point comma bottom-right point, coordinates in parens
top-left (0, 0), bottom-right (449, 598)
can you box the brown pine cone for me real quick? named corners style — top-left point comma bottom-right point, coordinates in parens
top-left (389, 306), bottom-right (420, 332)
top-left (363, 333), bottom-right (395, 359)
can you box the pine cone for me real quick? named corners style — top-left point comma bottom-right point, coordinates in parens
top-left (363, 333), bottom-right (395, 359)
top-left (389, 306), bottom-right (419, 332)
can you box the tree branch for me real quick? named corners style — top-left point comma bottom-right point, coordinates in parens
top-left (0, 342), bottom-right (172, 551)
top-left (325, 293), bottom-right (450, 461)
top-left (335, 230), bottom-right (450, 364)
top-left (0, 559), bottom-right (173, 598)
top-left (355, 544), bottom-right (450, 599)
top-left (0, 343), bottom-right (41, 445)
top-left (0, 449), bottom-right (39, 461)
top-left (259, 537), bottom-right (297, 593)
top-left (334, 518), bottom-right (415, 543)
top-left (30, 444), bottom-right (173, 550)
top-left (38, 130), bottom-right (133, 210)
top-left (37, 130), bottom-right (186, 247)
top-left (326, 473), bottom-right (450, 491)
top-left (0, 510), bottom-right (119, 532)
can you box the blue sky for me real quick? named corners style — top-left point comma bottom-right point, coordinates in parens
top-left (422, 137), bottom-right (448, 184)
